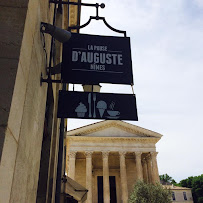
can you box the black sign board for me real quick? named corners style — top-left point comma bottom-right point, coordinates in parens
top-left (62, 33), bottom-right (133, 85)
top-left (57, 91), bottom-right (138, 121)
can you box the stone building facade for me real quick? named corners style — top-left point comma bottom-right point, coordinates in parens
top-left (164, 185), bottom-right (194, 203)
top-left (66, 120), bottom-right (162, 203)
top-left (0, 0), bottom-right (80, 202)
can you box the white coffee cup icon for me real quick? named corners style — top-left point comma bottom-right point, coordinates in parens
top-left (107, 110), bottom-right (120, 117)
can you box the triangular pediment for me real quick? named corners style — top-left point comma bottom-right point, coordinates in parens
top-left (66, 120), bottom-right (162, 139)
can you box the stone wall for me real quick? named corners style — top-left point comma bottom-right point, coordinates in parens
top-left (126, 158), bottom-right (137, 194)
top-left (0, 0), bottom-right (28, 160)
top-left (0, 0), bottom-right (80, 202)
top-left (75, 158), bottom-right (86, 187)
top-left (0, 0), bottom-right (55, 202)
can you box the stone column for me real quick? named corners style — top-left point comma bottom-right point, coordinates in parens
top-left (68, 151), bottom-right (77, 180)
top-left (85, 151), bottom-right (93, 203)
top-left (151, 152), bottom-right (160, 184)
top-left (142, 158), bottom-right (148, 183)
top-left (135, 152), bottom-right (143, 181)
top-left (102, 151), bottom-right (110, 203)
top-left (146, 154), bottom-right (152, 183)
top-left (119, 151), bottom-right (128, 203)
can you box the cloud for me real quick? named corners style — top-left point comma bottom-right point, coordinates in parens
top-left (194, 0), bottom-right (203, 8)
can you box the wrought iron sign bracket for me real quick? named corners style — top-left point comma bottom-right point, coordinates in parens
top-left (50, 63), bottom-right (62, 75)
top-left (49, 1), bottom-right (127, 37)
top-left (69, 16), bottom-right (127, 37)
top-left (40, 73), bottom-right (62, 86)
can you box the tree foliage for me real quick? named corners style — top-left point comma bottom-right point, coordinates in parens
top-left (179, 176), bottom-right (193, 188)
top-left (179, 174), bottom-right (203, 203)
top-left (158, 173), bottom-right (203, 203)
top-left (128, 181), bottom-right (172, 203)
top-left (160, 174), bottom-right (172, 183)
top-left (159, 174), bottom-right (177, 185)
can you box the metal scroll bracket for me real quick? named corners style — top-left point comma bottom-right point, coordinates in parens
top-left (49, 1), bottom-right (127, 37)
top-left (40, 73), bottom-right (62, 86)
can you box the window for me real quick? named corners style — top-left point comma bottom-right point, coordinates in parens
top-left (183, 192), bottom-right (187, 200)
top-left (172, 192), bottom-right (176, 201)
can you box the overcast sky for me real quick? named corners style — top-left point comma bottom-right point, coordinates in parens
top-left (67, 0), bottom-right (203, 182)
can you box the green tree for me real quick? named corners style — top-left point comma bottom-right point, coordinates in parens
top-left (160, 174), bottom-right (172, 182)
top-left (128, 181), bottom-right (172, 203)
top-left (198, 197), bottom-right (203, 203)
top-left (180, 176), bottom-right (193, 188)
top-left (179, 174), bottom-right (203, 203)
top-left (171, 179), bottom-right (177, 185)
top-left (192, 175), bottom-right (203, 203)
top-left (159, 174), bottom-right (176, 184)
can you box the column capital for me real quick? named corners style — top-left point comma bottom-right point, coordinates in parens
top-left (119, 151), bottom-right (127, 157)
top-left (150, 152), bottom-right (158, 158)
top-left (146, 153), bottom-right (152, 161)
top-left (69, 151), bottom-right (77, 158)
top-left (135, 152), bottom-right (142, 157)
top-left (102, 151), bottom-right (110, 158)
top-left (85, 151), bottom-right (93, 158)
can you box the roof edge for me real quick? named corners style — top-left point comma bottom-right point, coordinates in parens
top-left (66, 120), bottom-right (163, 138)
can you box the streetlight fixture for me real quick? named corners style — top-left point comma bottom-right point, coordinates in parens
top-left (40, 22), bottom-right (71, 43)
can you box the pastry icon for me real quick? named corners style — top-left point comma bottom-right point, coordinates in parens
top-left (75, 102), bottom-right (87, 117)
top-left (96, 101), bottom-right (107, 118)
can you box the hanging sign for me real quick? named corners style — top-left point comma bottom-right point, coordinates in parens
top-left (57, 91), bottom-right (138, 121)
top-left (61, 33), bottom-right (133, 85)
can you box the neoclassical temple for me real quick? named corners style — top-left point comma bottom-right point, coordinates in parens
top-left (66, 120), bottom-right (162, 203)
